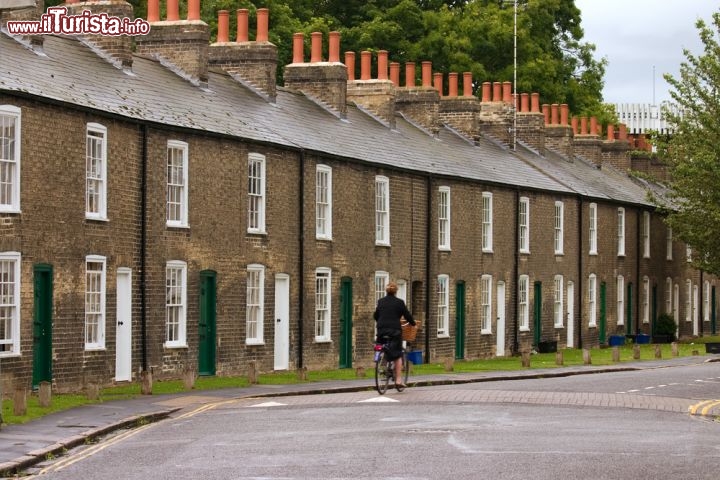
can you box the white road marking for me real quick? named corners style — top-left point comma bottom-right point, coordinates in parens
top-left (247, 401), bottom-right (288, 407)
top-left (358, 396), bottom-right (400, 403)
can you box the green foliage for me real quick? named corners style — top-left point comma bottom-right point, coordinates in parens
top-left (655, 10), bottom-right (720, 276)
top-left (655, 313), bottom-right (677, 340)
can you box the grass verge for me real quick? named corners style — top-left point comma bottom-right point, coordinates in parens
top-left (2, 337), bottom-right (718, 427)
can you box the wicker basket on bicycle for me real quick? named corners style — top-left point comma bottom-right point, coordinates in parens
top-left (401, 320), bottom-right (420, 342)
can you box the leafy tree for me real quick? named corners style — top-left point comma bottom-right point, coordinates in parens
top-left (655, 10), bottom-right (720, 276)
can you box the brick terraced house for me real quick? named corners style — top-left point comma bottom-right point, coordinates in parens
top-left (0, 1), bottom-right (717, 392)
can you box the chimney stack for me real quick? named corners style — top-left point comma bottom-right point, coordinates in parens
top-left (284, 31), bottom-right (348, 117)
top-left (478, 80), bottom-right (514, 146)
top-left (63, 0), bottom-right (135, 69)
top-left (439, 72), bottom-right (480, 141)
top-left (209, 8), bottom-right (278, 101)
top-left (515, 92), bottom-right (545, 153)
top-left (601, 122), bottom-right (631, 171)
top-left (394, 61), bottom-right (441, 135)
top-left (545, 103), bottom-right (574, 159)
top-left (574, 115), bottom-right (603, 166)
top-left (346, 50), bottom-right (396, 128)
top-left (136, 0), bottom-right (210, 85)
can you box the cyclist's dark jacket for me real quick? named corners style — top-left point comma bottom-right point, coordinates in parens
top-left (374, 295), bottom-right (415, 359)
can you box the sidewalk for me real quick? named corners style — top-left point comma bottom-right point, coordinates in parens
top-left (1, 356), bottom-right (718, 476)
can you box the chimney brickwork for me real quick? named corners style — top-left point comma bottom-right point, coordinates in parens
top-left (601, 123), bottom-right (631, 171)
top-left (545, 104), bottom-right (573, 159)
top-left (346, 50), bottom-right (396, 127)
top-left (573, 117), bottom-right (603, 166)
top-left (438, 72), bottom-right (480, 140)
top-left (515, 92), bottom-right (545, 153)
top-left (394, 62), bottom-right (440, 135)
top-left (64, 0), bottom-right (135, 69)
top-left (478, 81), bottom-right (514, 146)
top-left (283, 32), bottom-right (348, 117)
top-left (209, 9), bottom-right (278, 101)
top-left (135, 0), bottom-right (210, 84)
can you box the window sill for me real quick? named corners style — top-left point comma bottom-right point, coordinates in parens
top-left (84, 346), bottom-right (106, 352)
top-left (618, 253), bottom-right (626, 258)
top-left (480, 329), bottom-right (492, 335)
top-left (436, 334), bottom-right (450, 338)
top-left (166, 223), bottom-right (190, 229)
top-left (316, 236), bottom-right (333, 242)
top-left (314, 338), bottom-right (331, 344)
top-left (375, 242), bottom-right (391, 247)
top-left (554, 324), bottom-right (564, 329)
top-left (246, 340), bottom-right (265, 346)
top-left (519, 327), bottom-right (530, 332)
top-left (589, 252), bottom-right (597, 256)
top-left (588, 324), bottom-right (597, 329)
top-left (482, 249), bottom-right (493, 254)
top-left (85, 215), bottom-right (109, 222)
top-left (519, 250), bottom-right (531, 255)
top-left (0, 208), bottom-right (21, 215)
top-left (247, 229), bottom-right (267, 235)
top-left (0, 351), bottom-right (21, 358)
top-left (438, 247), bottom-right (451, 252)
top-left (164, 343), bottom-right (188, 349)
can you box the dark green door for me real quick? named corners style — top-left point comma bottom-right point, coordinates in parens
top-left (533, 281), bottom-right (542, 346)
top-left (198, 271), bottom-right (216, 376)
top-left (339, 277), bottom-right (353, 369)
top-left (32, 264), bottom-right (53, 388)
top-left (712, 286), bottom-right (717, 335)
top-left (626, 283), bottom-right (633, 335)
top-left (599, 282), bottom-right (607, 344)
top-left (455, 281), bottom-right (465, 359)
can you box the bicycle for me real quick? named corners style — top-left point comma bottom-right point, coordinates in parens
top-left (374, 336), bottom-right (410, 395)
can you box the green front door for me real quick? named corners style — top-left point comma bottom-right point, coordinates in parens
top-left (533, 281), bottom-right (542, 346)
top-left (455, 281), bottom-right (465, 359)
top-left (32, 264), bottom-right (53, 388)
top-left (599, 281), bottom-right (607, 344)
top-left (198, 271), bottom-right (216, 376)
top-left (626, 283), bottom-right (633, 335)
top-left (339, 277), bottom-right (353, 369)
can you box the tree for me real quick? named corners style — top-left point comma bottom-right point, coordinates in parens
top-left (656, 10), bottom-right (720, 276)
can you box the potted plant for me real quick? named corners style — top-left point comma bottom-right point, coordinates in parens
top-left (653, 313), bottom-right (676, 343)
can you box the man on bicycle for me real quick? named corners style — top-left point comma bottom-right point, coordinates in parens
top-left (374, 282), bottom-right (415, 388)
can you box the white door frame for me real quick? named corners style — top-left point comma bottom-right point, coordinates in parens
top-left (496, 281), bottom-right (506, 357)
top-left (115, 268), bottom-right (132, 382)
top-left (567, 281), bottom-right (575, 348)
top-left (274, 274), bottom-right (290, 370)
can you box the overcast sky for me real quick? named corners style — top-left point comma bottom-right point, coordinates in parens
top-left (575, 0), bottom-right (717, 106)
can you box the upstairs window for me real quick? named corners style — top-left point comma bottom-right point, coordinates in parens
top-left (438, 187), bottom-right (451, 250)
top-left (589, 203), bottom-right (597, 255)
top-left (86, 123), bottom-right (107, 220)
top-left (554, 201), bottom-right (564, 255)
top-left (482, 192), bottom-right (493, 252)
top-left (642, 211), bottom-right (650, 258)
top-left (375, 176), bottom-right (390, 245)
top-left (0, 106), bottom-right (21, 212)
top-left (666, 227), bottom-right (673, 260)
top-left (617, 208), bottom-right (625, 256)
top-left (248, 153), bottom-right (266, 234)
top-left (316, 165), bottom-right (332, 240)
top-left (167, 141), bottom-right (188, 227)
top-left (518, 197), bottom-right (530, 253)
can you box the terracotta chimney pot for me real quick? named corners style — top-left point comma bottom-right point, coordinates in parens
top-left (434, 73), bottom-right (443, 96)
top-left (187, 0), bottom-right (200, 21)
top-left (530, 93), bottom-right (540, 112)
top-left (571, 117), bottom-right (579, 135)
top-left (448, 73), bottom-right (458, 97)
top-left (237, 9), bottom-right (249, 42)
top-left (292, 33), bottom-right (304, 64)
top-left (377, 51), bottom-right (388, 80)
top-left (217, 11), bottom-right (229, 43)
top-left (520, 93), bottom-right (529, 113)
top-left (550, 104), bottom-right (559, 125)
top-left (542, 104), bottom-right (550, 125)
top-left (422, 62), bottom-right (432, 88)
top-left (580, 117), bottom-right (588, 135)
top-left (502, 81), bottom-right (512, 103)
top-left (619, 123), bottom-right (627, 140)
top-left (166, 0), bottom-right (179, 21)
top-left (607, 124), bottom-right (615, 141)
top-left (405, 62), bottom-right (415, 87)
top-left (463, 72), bottom-right (472, 97)
top-left (590, 117), bottom-right (598, 136)
top-left (481, 82), bottom-right (491, 102)
top-left (360, 51), bottom-right (371, 81)
top-left (345, 52), bottom-right (356, 81)
top-left (328, 32), bottom-right (340, 62)
top-left (492, 82), bottom-right (502, 102)
top-left (560, 104), bottom-right (569, 126)
top-left (256, 8), bottom-right (269, 42)
top-left (390, 62), bottom-right (400, 87)
top-left (310, 32), bottom-right (322, 63)
top-left (147, 0), bottom-right (159, 22)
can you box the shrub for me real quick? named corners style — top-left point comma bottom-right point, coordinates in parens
top-left (655, 313), bottom-right (677, 340)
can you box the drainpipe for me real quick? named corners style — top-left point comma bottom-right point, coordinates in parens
top-left (577, 195), bottom-right (583, 349)
top-left (298, 148), bottom-right (306, 368)
top-left (513, 189), bottom-right (520, 354)
top-left (140, 124), bottom-right (148, 372)
top-left (425, 174), bottom-right (432, 364)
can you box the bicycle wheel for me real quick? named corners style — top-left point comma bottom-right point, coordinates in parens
top-left (375, 351), bottom-right (390, 395)
top-left (395, 351), bottom-right (410, 392)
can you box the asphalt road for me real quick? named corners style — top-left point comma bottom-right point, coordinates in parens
top-left (28, 363), bottom-right (720, 480)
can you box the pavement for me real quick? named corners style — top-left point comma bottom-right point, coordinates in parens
top-left (1, 355), bottom-right (719, 477)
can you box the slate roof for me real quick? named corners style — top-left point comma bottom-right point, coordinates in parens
top-left (0, 33), bottom-right (656, 206)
